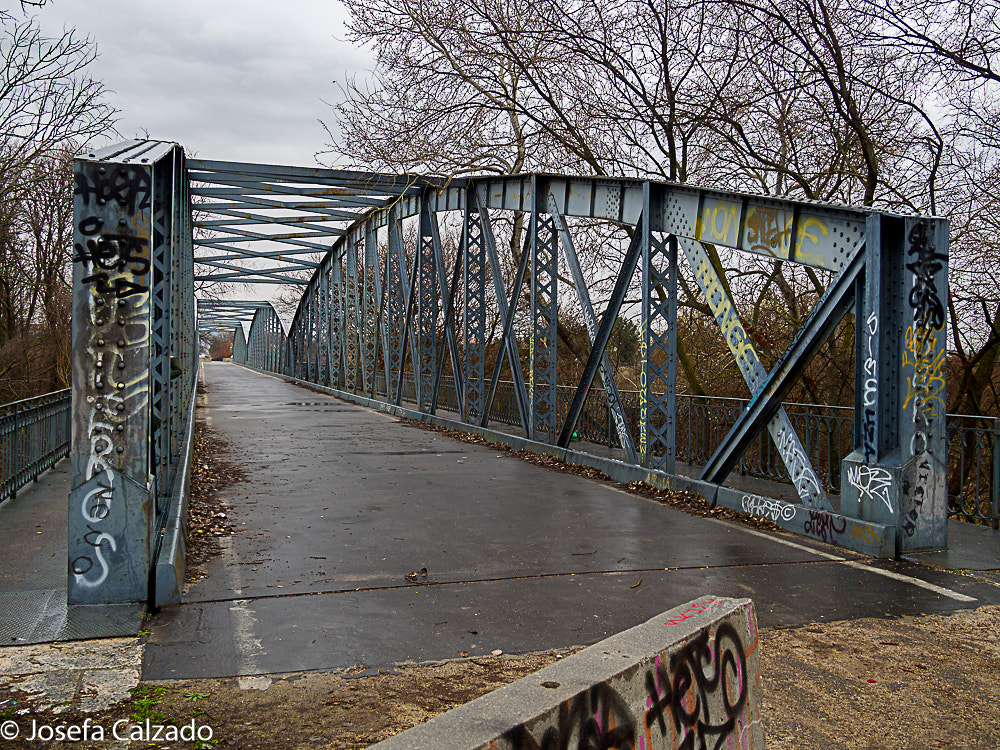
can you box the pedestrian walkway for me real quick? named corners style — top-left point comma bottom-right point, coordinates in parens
top-left (138, 363), bottom-right (998, 680)
top-left (0, 462), bottom-right (143, 645)
top-left (1, 362), bottom-right (997, 672)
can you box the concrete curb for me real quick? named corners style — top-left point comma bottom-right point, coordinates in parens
top-left (153, 376), bottom-right (199, 607)
top-left (370, 596), bottom-right (764, 750)
top-left (715, 487), bottom-right (895, 558)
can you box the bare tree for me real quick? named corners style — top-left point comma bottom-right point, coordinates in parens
top-left (0, 3), bottom-right (115, 401)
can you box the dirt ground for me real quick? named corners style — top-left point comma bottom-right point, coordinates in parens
top-left (2, 606), bottom-right (999, 748)
top-left (2, 412), bottom-right (998, 748)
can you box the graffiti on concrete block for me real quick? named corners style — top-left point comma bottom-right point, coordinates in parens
top-left (850, 523), bottom-right (883, 547)
top-left (502, 619), bottom-right (754, 750)
top-left (803, 509), bottom-right (847, 544)
top-left (70, 469), bottom-right (116, 588)
top-left (741, 495), bottom-right (796, 522)
top-left (902, 454), bottom-right (934, 538)
top-left (644, 623), bottom-right (749, 749)
top-left (503, 682), bottom-right (636, 750)
top-left (846, 464), bottom-right (894, 514)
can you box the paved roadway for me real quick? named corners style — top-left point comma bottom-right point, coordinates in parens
top-left (142, 363), bottom-right (999, 680)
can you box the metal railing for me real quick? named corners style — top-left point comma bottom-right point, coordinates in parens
top-left (368, 372), bottom-right (999, 528)
top-left (0, 389), bottom-right (71, 505)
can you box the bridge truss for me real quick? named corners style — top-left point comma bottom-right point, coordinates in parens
top-left (70, 141), bottom-right (949, 605)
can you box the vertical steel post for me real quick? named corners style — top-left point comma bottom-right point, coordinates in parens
top-left (463, 190), bottom-right (487, 421)
top-left (386, 205), bottom-right (406, 401)
top-left (362, 221), bottom-right (379, 393)
top-left (417, 197), bottom-right (438, 412)
top-left (529, 178), bottom-right (558, 443)
top-left (841, 216), bottom-right (949, 552)
top-left (69, 153), bottom-right (161, 604)
top-left (345, 234), bottom-right (360, 392)
top-left (640, 184), bottom-right (678, 472)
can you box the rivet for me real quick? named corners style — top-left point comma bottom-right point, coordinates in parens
top-left (117, 299), bottom-right (126, 308)
top-left (116, 404), bottom-right (125, 412)
top-left (97, 339), bottom-right (105, 346)
top-left (116, 425), bottom-right (124, 432)
top-left (117, 362), bottom-right (125, 370)
top-left (115, 446), bottom-right (124, 454)
top-left (117, 339), bottom-right (125, 347)
top-left (95, 361), bottom-right (103, 369)
top-left (94, 443), bottom-right (104, 453)
top-left (95, 381), bottom-right (103, 390)
top-left (117, 382), bottom-right (125, 390)
top-left (98, 198), bottom-right (106, 205)
top-left (96, 298), bottom-right (105, 306)
top-left (117, 318), bottom-right (124, 325)
top-left (98, 167), bottom-right (106, 175)
top-left (119, 218), bottom-right (127, 227)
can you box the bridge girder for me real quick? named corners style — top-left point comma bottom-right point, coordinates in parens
top-left (69, 141), bottom-right (950, 605)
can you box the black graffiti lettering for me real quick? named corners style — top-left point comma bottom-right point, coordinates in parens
top-left (644, 623), bottom-right (748, 750)
top-left (803, 509), bottom-right (847, 543)
top-left (905, 221), bottom-right (946, 331)
top-left (71, 556), bottom-right (93, 575)
top-left (83, 524), bottom-right (108, 547)
top-left (77, 216), bottom-right (104, 236)
top-left (114, 278), bottom-right (148, 298)
top-left (74, 235), bottom-right (150, 277)
top-left (87, 492), bottom-right (111, 521)
top-left (81, 273), bottom-right (150, 298)
top-left (504, 682), bottom-right (637, 750)
top-left (863, 408), bottom-right (877, 462)
top-left (74, 164), bottom-right (152, 214)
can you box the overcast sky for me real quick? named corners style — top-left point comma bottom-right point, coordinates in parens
top-left (35, 0), bottom-right (375, 167)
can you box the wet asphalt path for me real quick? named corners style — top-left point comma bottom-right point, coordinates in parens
top-left (142, 363), bottom-right (999, 679)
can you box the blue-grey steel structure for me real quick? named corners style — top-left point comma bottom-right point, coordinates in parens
top-left (70, 141), bottom-right (952, 605)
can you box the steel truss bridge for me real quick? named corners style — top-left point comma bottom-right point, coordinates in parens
top-left (68, 140), bottom-right (949, 606)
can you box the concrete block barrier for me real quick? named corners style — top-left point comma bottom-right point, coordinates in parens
top-left (371, 596), bottom-right (764, 750)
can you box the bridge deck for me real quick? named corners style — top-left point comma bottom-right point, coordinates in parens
top-left (1, 362), bottom-right (996, 668)
top-left (138, 363), bottom-right (998, 679)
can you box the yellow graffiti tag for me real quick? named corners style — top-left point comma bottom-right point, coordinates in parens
top-left (696, 200), bottom-right (740, 246)
top-left (902, 325), bottom-right (945, 422)
top-left (639, 336), bottom-right (648, 461)
top-left (745, 207), bottom-right (790, 259)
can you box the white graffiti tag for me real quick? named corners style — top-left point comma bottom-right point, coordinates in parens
top-left (847, 465), bottom-right (894, 513)
top-left (741, 495), bottom-right (796, 522)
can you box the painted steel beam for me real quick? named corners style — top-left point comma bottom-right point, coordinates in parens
top-left (680, 237), bottom-right (831, 510)
top-left (558, 215), bottom-right (644, 449)
top-left (475, 177), bottom-right (867, 273)
top-left (548, 195), bottom-right (638, 464)
top-left (699, 245), bottom-right (866, 486)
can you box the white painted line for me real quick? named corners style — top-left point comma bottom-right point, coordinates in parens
top-left (737, 524), bottom-right (977, 602)
top-left (840, 560), bottom-right (977, 603)
top-left (732, 524), bottom-right (846, 561)
top-left (220, 537), bottom-right (267, 678)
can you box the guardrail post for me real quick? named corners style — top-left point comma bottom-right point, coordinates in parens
top-left (840, 215), bottom-right (950, 554)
